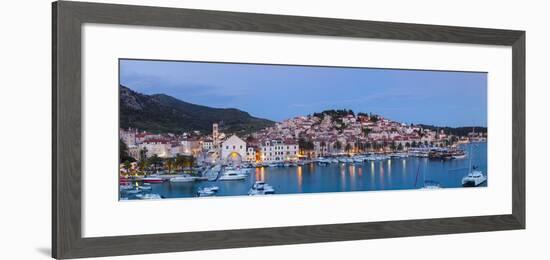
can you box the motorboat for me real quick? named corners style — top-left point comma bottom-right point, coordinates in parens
top-left (353, 156), bottom-right (365, 163)
top-left (197, 186), bottom-right (219, 197)
top-left (142, 176), bottom-right (164, 183)
top-left (120, 183), bottom-right (134, 190)
top-left (248, 181), bottom-right (275, 195)
top-left (317, 158), bottom-right (330, 166)
top-left (219, 170), bottom-right (247, 181)
top-left (268, 163), bottom-right (281, 167)
top-left (135, 193), bottom-right (162, 200)
top-left (197, 189), bottom-right (215, 197)
top-left (452, 150), bottom-right (467, 159)
top-left (390, 153), bottom-right (408, 158)
top-left (421, 180), bottom-right (442, 190)
top-left (169, 175), bottom-right (196, 183)
top-left (138, 183), bottom-right (152, 190)
top-left (124, 188), bottom-right (141, 194)
top-left (204, 186), bottom-right (219, 192)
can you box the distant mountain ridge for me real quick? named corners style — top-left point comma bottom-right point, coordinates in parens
top-left (119, 85), bottom-right (275, 134)
top-left (416, 124), bottom-right (487, 136)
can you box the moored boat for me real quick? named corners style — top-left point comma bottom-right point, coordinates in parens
top-left (248, 181), bottom-right (275, 195)
top-left (169, 175), bottom-right (196, 183)
top-left (462, 168), bottom-right (487, 187)
top-left (197, 186), bottom-right (219, 197)
top-left (135, 193), bottom-right (162, 200)
top-left (219, 170), bottom-right (247, 181)
top-left (142, 176), bottom-right (164, 183)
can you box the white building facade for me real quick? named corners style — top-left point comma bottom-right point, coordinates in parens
top-left (259, 139), bottom-right (299, 162)
top-left (221, 135), bottom-right (247, 164)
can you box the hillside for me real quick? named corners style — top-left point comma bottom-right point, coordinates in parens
top-left (119, 86), bottom-right (275, 135)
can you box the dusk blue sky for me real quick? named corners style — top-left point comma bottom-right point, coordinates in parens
top-left (120, 59), bottom-right (487, 127)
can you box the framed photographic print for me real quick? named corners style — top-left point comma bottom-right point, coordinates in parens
top-left (53, 1), bottom-right (525, 259)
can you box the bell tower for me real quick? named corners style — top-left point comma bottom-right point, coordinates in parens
top-left (212, 123), bottom-right (219, 148)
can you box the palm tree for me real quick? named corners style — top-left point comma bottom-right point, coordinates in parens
top-left (390, 141), bottom-right (397, 151)
top-left (122, 161), bottom-right (132, 176)
top-left (164, 158), bottom-right (175, 174)
top-left (320, 141), bottom-right (326, 156)
top-left (345, 143), bottom-right (352, 154)
top-left (137, 160), bottom-right (149, 176)
top-left (147, 154), bottom-right (162, 172)
top-left (335, 140), bottom-right (342, 151)
top-left (175, 154), bottom-right (186, 171)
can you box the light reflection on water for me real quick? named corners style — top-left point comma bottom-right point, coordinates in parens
top-left (125, 143), bottom-right (487, 199)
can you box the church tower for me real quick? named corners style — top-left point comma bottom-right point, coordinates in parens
top-left (212, 123), bottom-right (219, 148)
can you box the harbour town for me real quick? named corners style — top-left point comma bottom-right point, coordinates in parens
top-left (119, 110), bottom-right (488, 200)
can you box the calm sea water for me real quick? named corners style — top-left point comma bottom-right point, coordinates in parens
top-left (122, 143), bottom-right (487, 199)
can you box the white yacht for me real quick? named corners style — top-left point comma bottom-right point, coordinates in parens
top-left (219, 170), bottom-right (246, 181)
top-left (197, 186), bottom-right (219, 197)
top-left (248, 181), bottom-right (275, 195)
top-left (120, 183), bottom-right (134, 190)
top-left (138, 183), bottom-right (152, 190)
top-left (169, 175), bottom-right (196, 183)
top-left (317, 158), bottom-right (330, 166)
top-left (462, 169), bottom-right (487, 187)
top-left (353, 156), bottom-right (365, 163)
top-left (461, 143), bottom-right (487, 187)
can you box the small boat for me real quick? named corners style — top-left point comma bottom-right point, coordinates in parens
top-left (248, 181), bottom-right (275, 195)
top-left (138, 183), bottom-right (152, 190)
top-left (452, 150), bottom-right (467, 159)
top-left (124, 189), bottom-right (141, 194)
top-left (390, 153), bottom-right (409, 158)
top-left (317, 158), bottom-right (330, 166)
top-left (219, 170), bottom-right (247, 181)
top-left (120, 183), bottom-right (134, 190)
top-left (169, 175), bottom-right (196, 183)
top-left (197, 186), bottom-right (219, 197)
top-left (135, 193), bottom-right (162, 200)
top-left (142, 176), bottom-right (164, 183)
top-left (421, 180), bottom-right (442, 190)
top-left (204, 186), bottom-right (219, 192)
top-left (197, 189), bottom-right (215, 197)
top-left (353, 156), bottom-right (364, 163)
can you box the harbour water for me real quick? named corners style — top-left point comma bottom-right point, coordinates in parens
top-left (122, 143), bottom-right (487, 199)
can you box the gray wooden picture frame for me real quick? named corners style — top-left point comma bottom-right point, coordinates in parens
top-left (52, 1), bottom-right (526, 259)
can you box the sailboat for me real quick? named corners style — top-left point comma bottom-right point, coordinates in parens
top-left (414, 163), bottom-right (441, 189)
top-left (461, 141), bottom-right (487, 187)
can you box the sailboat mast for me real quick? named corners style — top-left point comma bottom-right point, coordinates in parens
top-left (468, 144), bottom-right (473, 172)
